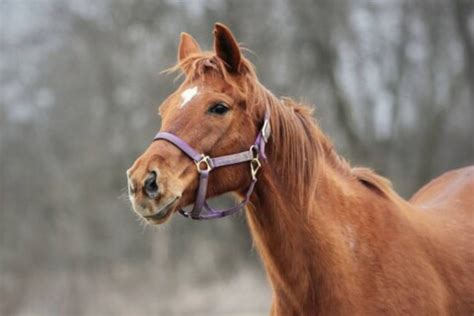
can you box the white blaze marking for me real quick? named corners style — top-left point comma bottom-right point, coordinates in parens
top-left (180, 86), bottom-right (198, 108)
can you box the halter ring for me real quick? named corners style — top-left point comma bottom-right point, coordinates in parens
top-left (195, 155), bottom-right (212, 173)
top-left (250, 145), bottom-right (259, 159)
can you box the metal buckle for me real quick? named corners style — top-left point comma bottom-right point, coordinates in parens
top-left (250, 145), bottom-right (259, 159)
top-left (261, 120), bottom-right (271, 143)
top-left (195, 155), bottom-right (212, 173)
top-left (249, 145), bottom-right (261, 180)
top-left (250, 158), bottom-right (261, 180)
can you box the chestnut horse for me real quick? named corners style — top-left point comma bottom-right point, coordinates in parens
top-left (127, 23), bottom-right (474, 315)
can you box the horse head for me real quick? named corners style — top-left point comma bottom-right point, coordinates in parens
top-left (127, 24), bottom-right (267, 224)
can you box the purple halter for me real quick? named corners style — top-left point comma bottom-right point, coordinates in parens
top-left (153, 111), bottom-right (271, 220)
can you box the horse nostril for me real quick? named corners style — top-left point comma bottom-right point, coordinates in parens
top-left (144, 171), bottom-right (159, 199)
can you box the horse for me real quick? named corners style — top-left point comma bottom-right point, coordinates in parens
top-left (126, 23), bottom-right (474, 315)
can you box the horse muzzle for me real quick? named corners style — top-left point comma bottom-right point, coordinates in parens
top-left (126, 163), bottom-right (185, 224)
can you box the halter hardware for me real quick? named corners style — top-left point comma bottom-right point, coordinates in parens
top-left (262, 119), bottom-right (271, 143)
top-left (250, 145), bottom-right (261, 181)
top-left (250, 158), bottom-right (261, 181)
top-left (153, 110), bottom-right (270, 220)
top-left (195, 154), bottom-right (213, 173)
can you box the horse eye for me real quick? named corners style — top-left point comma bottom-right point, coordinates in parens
top-left (208, 103), bottom-right (229, 115)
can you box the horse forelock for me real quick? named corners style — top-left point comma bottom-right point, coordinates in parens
top-left (166, 51), bottom-right (256, 84)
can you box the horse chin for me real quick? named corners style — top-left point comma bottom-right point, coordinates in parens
top-left (144, 196), bottom-right (180, 225)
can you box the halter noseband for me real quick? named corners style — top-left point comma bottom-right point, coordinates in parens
top-left (153, 111), bottom-right (271, 220)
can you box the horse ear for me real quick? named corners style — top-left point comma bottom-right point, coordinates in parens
top-left (178, 32), bottom-right (201, 63)
top-left (213, 23), bottom-right (242, 73)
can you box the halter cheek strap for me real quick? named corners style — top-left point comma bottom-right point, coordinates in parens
top-left (153, 111), bottom-right (271, 220)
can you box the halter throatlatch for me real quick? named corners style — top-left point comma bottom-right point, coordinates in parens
top-left (153, 111), bottom-right (271, 220)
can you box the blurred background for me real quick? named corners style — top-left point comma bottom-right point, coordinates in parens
top-left (1, 0), bottom-right (473, 315)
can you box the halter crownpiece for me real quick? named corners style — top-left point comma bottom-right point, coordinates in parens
top-left (153, 111), bottom-right (271, 220)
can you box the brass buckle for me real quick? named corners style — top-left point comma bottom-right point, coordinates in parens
top-left (195, 155), bottom-right (212, 173)
top-left (249, 145), bottom-right (261, 180)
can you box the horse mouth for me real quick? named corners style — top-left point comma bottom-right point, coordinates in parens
top-left (144, 196), bottom-right (180, 223)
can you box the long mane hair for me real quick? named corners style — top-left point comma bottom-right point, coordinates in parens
top-left (168, 52), bottom-right (397, 207)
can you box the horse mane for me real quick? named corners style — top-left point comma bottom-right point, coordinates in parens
top-left (262, 95), bottom-right (396, 201)
top-left (168, 52), bottom-right (397, 203)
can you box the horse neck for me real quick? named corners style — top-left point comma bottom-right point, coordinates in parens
top-left (247, 160), bottom-right (366, 313)
top-left (245, 100), bottom-right (374, 313)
